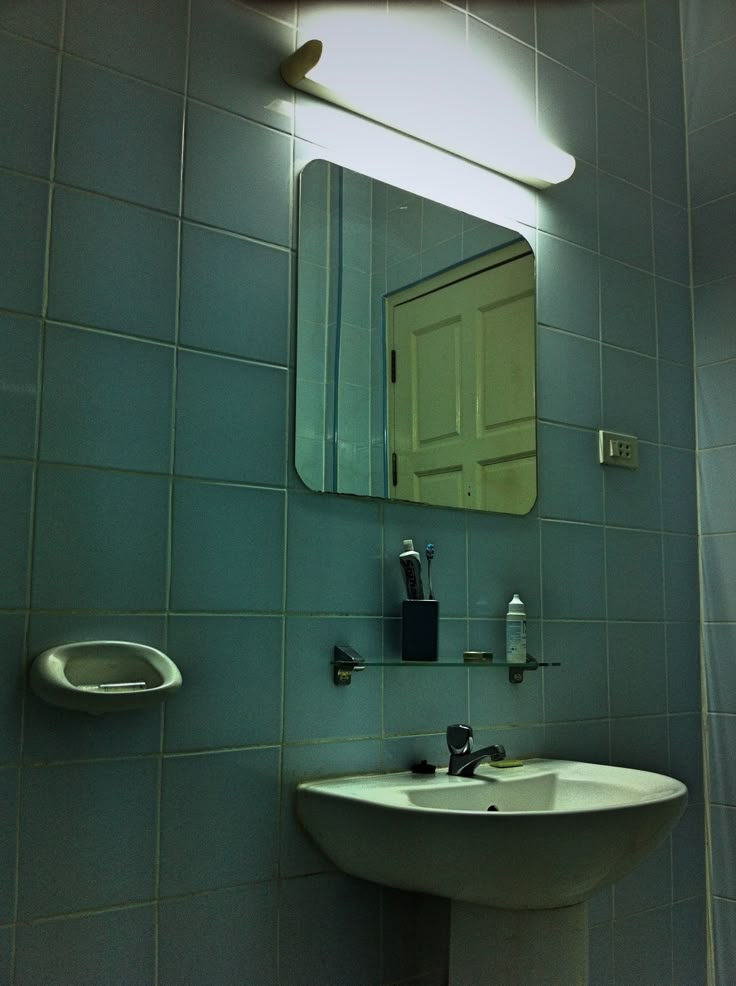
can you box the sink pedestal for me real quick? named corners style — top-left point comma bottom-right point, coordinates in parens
top-left (449, 901), bottom-right (588, 986)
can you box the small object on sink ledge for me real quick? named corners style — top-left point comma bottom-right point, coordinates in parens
top-left (29, 640), bottom-right (182, 714)
top-left (463, 651), bottom-right (493, 663)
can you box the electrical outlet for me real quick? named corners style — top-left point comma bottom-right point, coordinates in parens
top-left (598, 430), bottom-right (639, 469)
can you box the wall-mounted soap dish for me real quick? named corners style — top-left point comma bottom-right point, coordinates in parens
top-left (29, 641), bottom-right (183, 714)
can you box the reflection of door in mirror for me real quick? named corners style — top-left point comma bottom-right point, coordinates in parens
top-left (387, 243), bottom-right (536, 514)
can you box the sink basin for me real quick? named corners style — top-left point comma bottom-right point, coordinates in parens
top-left (296, 759), bottom-right (687, 910)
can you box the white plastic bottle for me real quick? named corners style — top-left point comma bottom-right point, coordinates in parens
top-left (506, 593), bottom-right (527, 664)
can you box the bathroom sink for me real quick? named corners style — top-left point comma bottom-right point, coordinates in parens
top-left (296, 759), bottom-right (687, 910)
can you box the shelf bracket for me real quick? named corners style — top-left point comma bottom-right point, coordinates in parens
top-left (508, 654), bottom-right (539, 684)
top-left (333, 644), bottom-right (366, 686)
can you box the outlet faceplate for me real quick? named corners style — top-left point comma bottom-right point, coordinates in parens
top-left (598, 430), bottom-right (639, 469)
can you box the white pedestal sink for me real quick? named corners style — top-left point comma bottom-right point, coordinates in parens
top-left (296, 760), bottom-right (687, 985)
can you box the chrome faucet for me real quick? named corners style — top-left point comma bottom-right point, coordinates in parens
top-left (446, 724), bottom-right (506, 777)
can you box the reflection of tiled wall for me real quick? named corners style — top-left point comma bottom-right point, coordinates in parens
top-left (0, 0), bottom-right (704, 982)
top-left (683, 0), bottom-right (736, 979)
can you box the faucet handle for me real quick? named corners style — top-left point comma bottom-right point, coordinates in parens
top-left (447, 723), bottom-right (473, 755)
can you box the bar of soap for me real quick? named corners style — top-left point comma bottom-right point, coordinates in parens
top-left (490, 759), bottom-right (524, 768)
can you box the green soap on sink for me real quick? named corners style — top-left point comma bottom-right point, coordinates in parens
top-left (490, 759), bottom-right (524, 768)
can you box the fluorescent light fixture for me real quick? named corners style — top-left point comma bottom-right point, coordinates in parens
top-left (281, 37), bottom-right (576, 189)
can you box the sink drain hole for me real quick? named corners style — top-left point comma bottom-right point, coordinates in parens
top-left (486, 804), bottom-right (499, 812)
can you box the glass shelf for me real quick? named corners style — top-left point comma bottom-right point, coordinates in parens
top-left (332, 645), bottom-right (560, 685)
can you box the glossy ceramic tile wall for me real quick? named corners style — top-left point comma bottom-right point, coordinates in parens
top-left (0, 0), bottom-right (704, 983)
top-left (683, 0), bottom-right (736, 979)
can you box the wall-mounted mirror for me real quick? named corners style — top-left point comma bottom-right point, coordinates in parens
top-left (295, 160), bottom-right (537, 515)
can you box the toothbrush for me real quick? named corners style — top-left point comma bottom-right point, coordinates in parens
top-left (425, 543), bottom-right (435, 599)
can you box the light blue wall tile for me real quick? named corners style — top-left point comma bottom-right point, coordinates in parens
top-left (595, 8), bottom-right (647, 109)
top-left (686, 35), bottom-right (736, 131)
top-left (0, 314), bottom-right (39, 458)
top-left (41, 324), bottom-right (173, 471)
top-left (597, 91), bottom-right (650, 189)
top-left (606, 529), bottom-right (663, 620)
top-left (614, 839), bottom-right (671, 916)
top-left (184, 101), bottom-right (291, 246)
top-left (469, 0), bottom-right (535, 43)
top-left (664, 534), bottom-right (700, 622)
top-left (653, 198), bottom-right (690, 284)
top-left (180, 223), bottom-right (290, 364)
top-left (0, 768), bottom-right (17, 924)
top-left (694, 276), bottom-right (736, 365)
top-left (17, 759), bottom-right (157, 918)
top-left (588, 923), bottom-right (613, 986)
top-left (65, 0), bottom-right (187, 90)
top-left (710, 805), bottom-right (736, 896)
top-left (247, 0), bottom-right (295, 24)
top-left (609, 622), bottom-right (666, 717)
top-left (537, 2), bottom-right (594, 76)
top-left (279, 873), bottom-right (380, 986)
top-left (467, 513), bottom-right (541, 618)
top-left (657, 279), bottom-right (692, 365)
top-left (661, 447), bottom-right (697, 533)
top-left (283, 617), bottom-right (381, 742)
top-left (668, 622), bottom-right (701, 714)
top-left (31, 465), bottom-right (169, 610)
top-left (537, 233), bottom-right (599, 338)
top-left (160, 747), bottom-right (279, 896)
top-left (175, 350), bottom-right (286, 485)
top-left (604, 440), bottom-right (661, 530)
top-left (14, 905), bottom-right (156, 986)
top-left (0, 616), bottom-right (23, 765)
top-left (0, 172), bottom-right (48, 316)
top-left (280, 739), bottom-right (382, 879)
top-left (166, 615), bottom-right (282, 751)
top-left (543, 621), bottom-right (608, 721)
top-left (384, 665), bottom-right (468, 736)
top-left (382, 503), bottom-right (467, 617)
top-left (614, 907), bottom-right (672, 985)
top-left (705, 623), bottom-right (736, 713)
top-left (600, 258), bottom-right (655, 354)
top-left (538, 425), bottom-right (603, 524)
top-left (468, 660), bottom-right (543, 730)
top-left (672, 804), bottom-right (706, 898)
top-left (612, 715), bottom-right (669, 772)
top-left (646, 0), bottom-right (682, 51)
top-left (648, 41), bottom-right (685, 129)
top-left (598, 172), bottom-right (653, 271)
top-left (602, 347), bottom-right (658, 442)
top-left (0, 460), bottom-right (32, 608)
top-left (170, 481), bottom-right (284, 612)
top-left (670, 716), bottom-right (704, 799)
top-left (190, 0), bottom-right (293, 132)
top-left (672, 897), bottom-right (707, 986)
top-left (542, 521), bottom-right (606, 619)
top-left (56, 58), bottom-right (183, 212)
top-left (0, 0), bottom-right (62, 44)
top-left (691, 194), bottom-right (736, 285)
top-left (24, 613), bottom-right (165, 762)
top-left (700, 446), bottom-right (736, 533)
top-left (544, 720), bottom-right (610, 763)
top-left (159, 883), bottom-right (278, 986)
top-left (651, 118), bottom-right (688, 206)
top-left (286, 493), bottom-right (381, 615)
top-left (698, 359), bottom-right (736, 448)
top-left (659, 361), bottom-right (695, 448)
top-left (48, 187), bottom-right (178, 340)
top-left (689, 114), bottom-right (736, 208)
top-left (468, 17), bottom-right (535, 109)
top-left (538, 162), bottom-right (597, 251)
top-left (0, 35), bottom-right (57, 178)
top-left (537, 57), bottom-right (597, 165)
top-left (538, 328), bottom-right (601, 428)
